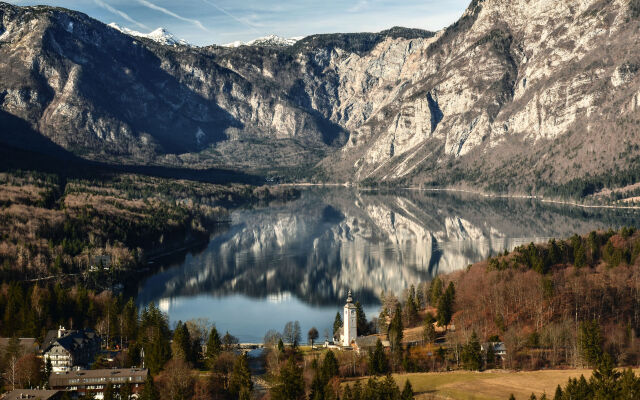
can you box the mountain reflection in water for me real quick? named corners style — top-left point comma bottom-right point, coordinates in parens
top-left (136, 188), bottom-right (640, 341)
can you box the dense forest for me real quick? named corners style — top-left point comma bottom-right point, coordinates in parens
top-left (0, 169), bottom-right (298, 283)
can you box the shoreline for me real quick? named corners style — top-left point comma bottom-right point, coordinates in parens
top-left (277, 183), bottom-right (640, 211)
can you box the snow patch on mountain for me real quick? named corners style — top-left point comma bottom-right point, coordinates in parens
top-left (223, 34), bottom-right (303, 48)
top-left (108, 23), bottom-right (190, 47)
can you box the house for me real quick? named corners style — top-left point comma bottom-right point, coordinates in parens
top-left (43, 327), bottom-right (102, 372)
top-left (1, 389), bottom-right (62, 400)
top-left (353, 335), bottom-right (390, 354)
top-left (49, 368), bottom-right (148, 400)
top-left (482, 342), bottom-right (508, 361)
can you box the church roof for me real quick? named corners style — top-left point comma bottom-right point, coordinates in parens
top-left (345, 290), bottom-right (356, 308)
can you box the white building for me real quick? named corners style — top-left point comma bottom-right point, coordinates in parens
top-left (343, 290), bottom-right (357, 347)
top-left (43, 327), bottom-right (101, 372)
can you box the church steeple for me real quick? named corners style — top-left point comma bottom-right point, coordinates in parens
top-left (343, 290), bottom-right (357, 346)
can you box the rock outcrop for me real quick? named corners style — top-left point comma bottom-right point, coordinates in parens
top-left (1, 0), bottom-right (640, 192)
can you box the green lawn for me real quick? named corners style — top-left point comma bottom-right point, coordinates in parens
top-left (344, 369), bottom-right (612, 400)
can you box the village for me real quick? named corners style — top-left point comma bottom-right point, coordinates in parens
top-left (0, 284), bottom-right (514, 400)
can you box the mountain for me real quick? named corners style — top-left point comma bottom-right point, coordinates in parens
top-left (1, 0), bottom-right (640, 196)
top-left (107, 23), bottom-right (190, 47)
top-left (223, 34), bottom-right (302, 48)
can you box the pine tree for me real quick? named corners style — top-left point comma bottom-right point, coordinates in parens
top-left (401, 380), bottom-right (414, 400)
top-left (205, 326), bottom-right (222, 369)
top-left (309, 371), bottom-right (324, 400)
top-left (423, 319), bottom-right (436, 344)
top-left (43, 357), bottom-right (53, 388)
top-left (353, 380), bottom-right (363, 400)
top-left (437, 282), bottom-right (455, 328)
top-left (388, 304), bottom-right (404, 352)
top-left (618, 368), bottom-right (640, 399)
top-left (428, 277), bottom-right (444, 307)
top-left (404, 285), bottom-right (419, 326)
top-left (579, 320), bottom-right (603, 367)
top-left (140, 375), bottom-right (159, 400)
top-left (122, 298), bottom-right (138, 343)
top-left (355, 301), bottom-right (368, 336)
top-left (343, 384), bottom-right (353, 400)
top-left (270, 357), bottom-right (305, 400)
top-left (369, 339), bottom-right (388, 375)
top-left (278, 338), bottom-right (285, 353)
top-left (461, 331), bottom-right (482, 371)
top-left (589, 353), bottom-right (621, 399)
top-left (229, 353), bottom-right (253, 397)
top-left (333, 312), bottom-right (343, 339)
top-left (321, 350), bottom-right (339, 383)
top-left (171, 321), bottom-right (193, 363)
top-left (553, 385), bottom-right (562, 400)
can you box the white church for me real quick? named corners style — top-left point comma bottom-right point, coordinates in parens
top-left (341, 290), bottom-right (357, 347)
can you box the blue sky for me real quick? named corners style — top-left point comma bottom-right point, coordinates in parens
top-left (7, 0), bottom-right (471, 46)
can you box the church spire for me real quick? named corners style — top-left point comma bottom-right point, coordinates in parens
top-left (346, 290), bottom-right (353, 304)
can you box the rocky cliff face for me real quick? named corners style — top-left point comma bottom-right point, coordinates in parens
top-left (324, 0), bottom-right (640, 191)
top-left (2, 0), bottom-right (640, 192)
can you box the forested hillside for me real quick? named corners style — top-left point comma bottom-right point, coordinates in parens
top-left (447, 228), bottom-right (640, 370)
top-left (0, 169), bottom-right (297, 282)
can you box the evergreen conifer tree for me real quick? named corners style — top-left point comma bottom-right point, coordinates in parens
top-left (140, 375), bottom-right (159, 400)
top-left (229, 353), bottom-right (253, 397)
top-left (355, 301), bottom-right (368, 336)
top-left (205, 326), bottom-right (222, 369)
top-left (388, 304), bottom-right (404, 352)
top-left (437, 282), bottom-right (455, 328)
top-left (270, 357), bottom-right (305, 400)
top-left (333, 312), bottom-right (343, 339)
top-left (553, 385), bottom-right (562, 400)
top-left (343, 384), bottom-right (353, 400)
top-left (461, 331), bottom-right (482, 371)
top-left (321, 350), bottom-right (339, 383)
top-left (401, 380), bottom-right (414, 400)
top-left (369, 339), bottom-right (388, 375)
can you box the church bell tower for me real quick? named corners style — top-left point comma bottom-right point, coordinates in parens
top-left (343, 290), bottom-right (357, 347)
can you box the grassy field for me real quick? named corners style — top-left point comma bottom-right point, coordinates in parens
top-left (345, 368), bottom-right (640, 400)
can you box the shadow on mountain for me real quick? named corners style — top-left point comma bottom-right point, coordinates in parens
top-left (0, 110), bottom-right (262, 185)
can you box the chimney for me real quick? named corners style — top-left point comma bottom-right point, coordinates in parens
top-left (58, 326), bottom-right (66, 338)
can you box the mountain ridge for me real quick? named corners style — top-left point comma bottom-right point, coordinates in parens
top-left (1, 0), bottom-right (640, 197)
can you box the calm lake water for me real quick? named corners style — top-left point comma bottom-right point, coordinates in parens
top-left (136, 188), bottom-right (640, 342)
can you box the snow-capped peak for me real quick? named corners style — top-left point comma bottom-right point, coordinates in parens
top-left (109, 23), bottom-right (191, 47)
top-left (223, 34), bottom-right (303, 48)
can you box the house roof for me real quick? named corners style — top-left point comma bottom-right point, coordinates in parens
top-left (43, 330), bottom-right (100, 354)
top-left (0, 338), bottom-right (39, 353)
top-left (354, 335), bottom-right (380, 348)
top-left (50, 368), bottom-right (148, 386)
top-left (482, 342), bottom-right (507, 353)
top-left (2, 389), bottom-right (60, 400)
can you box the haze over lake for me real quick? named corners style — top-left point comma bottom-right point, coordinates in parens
top-left (136, 188), bottom-right (640, 342)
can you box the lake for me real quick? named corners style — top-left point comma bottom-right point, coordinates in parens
top-left (136, 188), bottom-right (640, 342)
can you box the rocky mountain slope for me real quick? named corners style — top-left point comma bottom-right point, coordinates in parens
top-left (1, 0), bottom-right (640, 195)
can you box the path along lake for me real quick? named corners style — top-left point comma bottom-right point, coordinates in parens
top-left (135, 188), bottom-right (640, 342)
